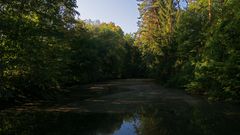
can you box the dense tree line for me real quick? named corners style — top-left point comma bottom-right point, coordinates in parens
top-left (0, 0), bottom-right (143, 101)
top-left (136, 0), bottom-right (240, 101)
top-left (0, 0), bottom-right (79, 100)
top-left (0, 0), bottom-right (239, 102)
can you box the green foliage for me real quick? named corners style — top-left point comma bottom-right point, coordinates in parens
top-left (0, 1), bottom-right (142, 101)
top-left (67, 21), bottom-right (128, 83)
top-left (1, 0), bottom-right (239, 102)
top-left (0, 0), bottom-right (78, 100)
top-left (122, 34), bottom-right (146, 78)
top-left (186, 0), bottom-right (240, 101)
top-left (136, 0), bottom-right (240, 101)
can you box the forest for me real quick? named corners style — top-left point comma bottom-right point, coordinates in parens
top-left (0, 0), bottom-right (239, 103)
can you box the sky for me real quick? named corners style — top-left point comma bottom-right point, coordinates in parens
top-left (76, 0), bottom-right (139, 33)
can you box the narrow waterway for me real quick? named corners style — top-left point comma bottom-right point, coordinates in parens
top-left (0, 79), bottom-right (240, 135)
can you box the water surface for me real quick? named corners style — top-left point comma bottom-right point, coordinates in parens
top-left (0, 79), bottom-right (239, 135)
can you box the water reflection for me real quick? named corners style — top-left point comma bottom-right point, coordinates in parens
top-left (0, 103), bottom-right (240, 135)
top-left (113, 114), bottom-right (140, 135)
top-left (136, 103), bottom-right (240, 135)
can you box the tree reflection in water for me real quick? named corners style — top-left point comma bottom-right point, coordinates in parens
top-left (0, 112), bottom-right (124, 135)
top-left (0, 103), bottom-right (240, 135)
top-left (136, 104), bottom-right (240, 135)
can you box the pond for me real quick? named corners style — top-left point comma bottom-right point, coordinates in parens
top-left (0, 79), bottom-right (239, 135)
top-left (1, 103), bottom-right (239, 135)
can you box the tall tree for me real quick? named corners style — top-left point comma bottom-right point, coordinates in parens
top-left (136, 0), bottom-right (182, 79)
top-left (208, 0), bottom-right (212, 21)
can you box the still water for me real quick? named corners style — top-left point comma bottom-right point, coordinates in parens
top-left (0, 79), bottom-right (240, 135)
top-left (1, 103), bottom-right (239, 135)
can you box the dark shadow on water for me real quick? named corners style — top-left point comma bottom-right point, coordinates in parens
top-left (0, 79), bottom-right (239, 135)
top-left (0, 102), bottom-right (240, 135)
top-left (0, 112), bottom-right (126, 135)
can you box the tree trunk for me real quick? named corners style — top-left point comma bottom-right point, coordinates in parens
top-left (208, 0), bottom-right (212, 21)
top-left (0, 46), bottom-right (3, 92)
